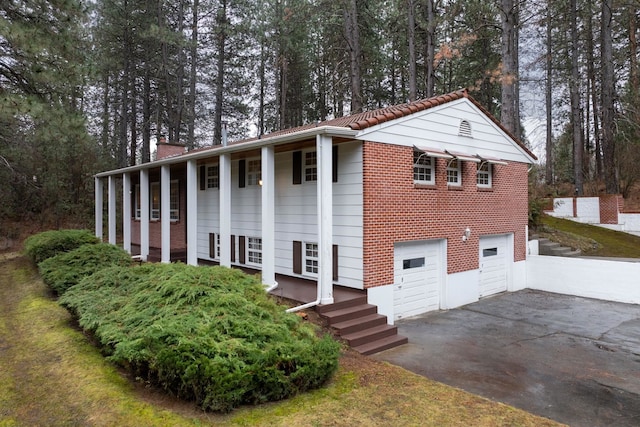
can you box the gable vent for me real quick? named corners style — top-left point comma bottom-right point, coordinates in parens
top-left (458, 120), bottom-right (473, 138)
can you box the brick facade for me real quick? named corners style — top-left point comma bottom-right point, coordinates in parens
top-left (362, 141), bottom-right (528, 289)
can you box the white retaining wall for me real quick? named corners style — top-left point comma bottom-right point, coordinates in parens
top-left (526, 254), bottom-right (640, 305)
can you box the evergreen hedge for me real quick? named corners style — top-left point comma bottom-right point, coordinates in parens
top-left (39, 243), bottom-right (132, 295)
top-left (23, 229), bottom-right (99, 264)
top-left (59, 263), bottom-right (341, 412)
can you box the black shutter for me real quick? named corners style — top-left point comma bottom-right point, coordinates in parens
top-left (209, 233), bottom-right (215, 258)
top-left (200, 165), bottom-right (206, 190)
top-left (238, 159), bottom-right (246, 188)
top-left (292, 151), bottom-right (302, 184)
top-left (239, 236), bottom-right (246, 264)
top-left (333, 244), bottom-right (339, 281)
top-left (293, 241), bottom-right (302, 274)
top-left (332, 145), bottom-right (338, 182)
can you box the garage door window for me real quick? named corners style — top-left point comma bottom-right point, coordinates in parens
top-left (403, 257), bottom-right (425, 269)
top-left (483, 247), bottom-right (498, 257)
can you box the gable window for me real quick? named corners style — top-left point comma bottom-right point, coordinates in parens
top-left (170, 180), bottom-right (179, 221)
top-left (247, 237), bottom-right (262, 265)
top-left (477, 162), bottom-right (492, 188)
top-left (247, 159), bottom-right (261, 186)
top-left (447, 159), bottom-right (461, 186)
top-left (304, 243), bottom-right (319, 275)
top-left (413, 150), bottom-right (434, 184)
top-left (207, 165), bottom-right (219, 189)
top-left (304, 151), bottom-right (317, 181)
top-left (150, 183), bottom-right (160, 220)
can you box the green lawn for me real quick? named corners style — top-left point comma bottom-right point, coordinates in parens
top-left (0, 253), bottom-right (562, 427)
top-left (540, 215), bottom-right (640, 258)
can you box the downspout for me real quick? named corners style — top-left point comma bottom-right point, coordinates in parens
top-left (286, 280), bottom-right (321, 313)
top-left (264, 280), bottom-right (278, 294)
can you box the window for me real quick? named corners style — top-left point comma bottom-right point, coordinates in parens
top-left (403, 257), bottom-right (425, 269)
top-left (483, 247), bottom-right (498, 257)
top-left (134, 184), bottom-right (141, 219)
top-left (150, 183), bottom-right (160, 220)
top-left (247, 159), bottom-right (261, 186)
top-left (248, 237), bottom-right (262, 264)
top-left (207, 165), bottom-right (219, 189)
top-left (413, 150), bottom-right (434, 184)
top-left (305, 243), bottom-right (319, 275)
top-left (304, 151), bottom-right (317, 181)
top-left (169, 180), bottom-right (179, 221)
top-left (447, 159), bottom-right (461, 186)
top-left (477, 162), bottom-right (492, 188)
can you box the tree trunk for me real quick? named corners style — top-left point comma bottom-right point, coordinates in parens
top-left (601, 0), bottom-right (618, 194)
top-left (187, 0), bottom-right (199, 149)
top-left (214, 0), bottom-right (227, 145)
top-left (545, 1), bottom-right (553, 185)
top-left (570, 0), bottom-right (584, 195)
top-left (142, 64), bottom-right (151, 163)
top-left (425, 0), bottom-right (435, 98)
top-left (586, 10), bottom-right (601, 180)
top-left (408, 0), bottom-right (417, 101)
top-left (344, 0), bottom-right (362, 113)
top-left (500, 0), bottom-right (519, 136)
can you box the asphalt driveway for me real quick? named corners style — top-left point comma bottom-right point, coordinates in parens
top-left (374, 290), bottom-right (640, 427)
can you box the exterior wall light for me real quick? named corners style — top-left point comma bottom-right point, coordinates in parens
top-left (462, 227), bottom-right (471, 242)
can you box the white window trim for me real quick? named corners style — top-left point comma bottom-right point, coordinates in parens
top-left (247, 237), bottom-right (262, 266)
top-left (447, 159), bottom-right (461, 186)
top-left (413, 151), bottom-right (435, 185)
top-left (304, 150), bottom-right (317, 182)
top-left (247, 158), bottom-right (261, 186)
top-left (304, 242), bottom-right (319, 276)
top-left (207, 164), bottom-right (219, 189)
top-left (134, 184), bottom-right (141, 219)
top-left (169, 180), bottom-right (179, 221)
top-left (477, 162), bottom-right (492, 188)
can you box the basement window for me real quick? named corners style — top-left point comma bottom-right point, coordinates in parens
top-left (304, 242), bottom-right (319, 275)
top-left (247, 237), bottom-right (262, 265)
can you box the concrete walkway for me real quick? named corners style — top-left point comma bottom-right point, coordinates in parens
top-left (374, 290), bottom-right (640, 427)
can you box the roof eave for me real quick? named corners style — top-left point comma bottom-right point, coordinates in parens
top-left (95, 126), bottom-right (359, 178)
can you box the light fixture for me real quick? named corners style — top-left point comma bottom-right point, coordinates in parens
top-left (462, 227), bottom-right (471, 242)
top-left (258, 179), bottom-right (263, 186)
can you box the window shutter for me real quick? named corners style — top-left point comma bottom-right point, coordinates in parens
top-left (231, 235), bottom-right (236, 262)
top-left (332, 145), bottom-right (338, 182)
top-left (292, 151), bottom-right (302, 184)
top-left (239, 236), bottom-right (246, 264)
top-left (209, 233), bottom-right (215, 258)
top-left (200, 165), bottom-right (206, 190)
top-left (238, 159), bottom-right (246, 188)
top-left (333, 244), bottom-right (339, 281)
top-left (293, 241), bottom-right (302, 274)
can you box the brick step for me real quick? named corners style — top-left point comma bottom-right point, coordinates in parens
top-left (352, 334), bottom-right (409, 356)
top-left (320, 304), bottom-right (378, 325)
top-left (316, 296), bottom-right (368, 314)
top-left (341, 324), bottom-right (399, 348)
top-left (331, 313), bottom-right (388, 336)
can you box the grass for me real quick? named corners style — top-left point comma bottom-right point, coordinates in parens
top-left (0, 254), bottom-right (563, 426)
top-left (540, 215), bottom-right (640, 258)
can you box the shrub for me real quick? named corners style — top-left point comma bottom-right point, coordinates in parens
top-left (60, 263), bottom-right (341, 412)
top-left (23, 229), bottom-right (99, 264)
top-left (39, 243), bottom-right (132, 295)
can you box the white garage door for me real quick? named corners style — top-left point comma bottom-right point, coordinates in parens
top-left (393, 240), bottom-right (443, 320)
top-left (479, 235), bottom-right (509, 298)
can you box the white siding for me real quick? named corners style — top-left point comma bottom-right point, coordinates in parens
top-left (355, 98), bottom-right (534, 164)
top-left (196, 141), bottom-right (364, 289)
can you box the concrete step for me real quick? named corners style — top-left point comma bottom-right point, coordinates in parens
top-left (320, 304), bottom-right (378, 325)
top-left (342, 324), bottom-right (399, 347)
top-left (352, 334), bottom-right (409, 356)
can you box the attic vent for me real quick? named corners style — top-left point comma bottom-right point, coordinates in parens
top-left (458, 120), bottom-right (473, 138)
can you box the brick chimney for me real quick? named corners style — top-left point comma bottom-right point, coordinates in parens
top-left (156, 137), bottom-right (185, 160)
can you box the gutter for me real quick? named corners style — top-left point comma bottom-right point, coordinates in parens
top-left (95, 126), bottom-right (359, 178)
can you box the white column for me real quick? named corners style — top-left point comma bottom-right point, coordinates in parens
top-left (186, 160), bottom-right (198, 265)
top-left (160, 165), bottom-right (171, 263)
top-left (261, 146), bottom-right (276, 287)
top-left (95, 177), bottom-right (103, 240)
top-left (317, 135), bottom-right (334, 305)
top-left (122, 172), bottom-right (131, 253)
top-left (140, 169), bottom-right (150, 261)
top-left (219, 153), bottom-right (231, 267)
top-left (108, 175), bottom-right (117, 245)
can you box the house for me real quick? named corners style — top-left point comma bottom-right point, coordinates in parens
top-left (95, 89), bottom-right (536, 353)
